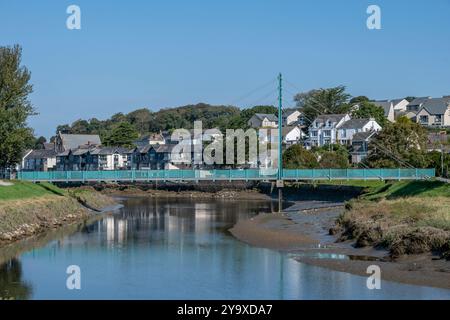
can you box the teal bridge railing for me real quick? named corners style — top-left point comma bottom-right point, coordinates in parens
top-left (17, 168), bottom-right (435, 182)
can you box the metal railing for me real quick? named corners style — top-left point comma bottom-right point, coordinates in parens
top-left (17, 168), bottom-right (435, 182)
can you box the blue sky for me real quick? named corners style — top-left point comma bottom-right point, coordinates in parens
top-left (1, 0), bottom-right (450, 138)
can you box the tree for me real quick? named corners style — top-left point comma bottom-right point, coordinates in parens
top-left (318, 151), bottom-right (349, 168)
top-left (127, 108), bottom-right (152, 134)
top-left (312, 144), bottom-right (350, 168)
top-left (0, 45), bottom-right (35, 171)
top-left (427, 151), bottom-right (449, 178)
top-left (349, 96), bottom-right (369, 105)
top-left (282, 144), bottom-right (319, 169)
top-left (104, 122), bottom-right (139, 147)
top-left (351, 101), bottom-right (387, 126)
top-left (365, 117), bottom-right (429, 168)
top-left (295, 86), bottom-right (351, 127)
top-left (34, 136), bottom-right (47, 149)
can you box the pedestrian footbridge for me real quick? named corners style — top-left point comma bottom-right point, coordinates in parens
top-left (17, 168), bottom-right (435, 182)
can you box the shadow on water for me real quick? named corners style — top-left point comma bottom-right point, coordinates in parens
top-left (0, 259), bottom-right (33, 300)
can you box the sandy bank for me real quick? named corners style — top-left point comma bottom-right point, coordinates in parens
top-left (229, 202), bottom-right (450, 290)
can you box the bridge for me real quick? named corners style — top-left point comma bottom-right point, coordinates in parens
top-left (17, 168), bottom-right (435, 183)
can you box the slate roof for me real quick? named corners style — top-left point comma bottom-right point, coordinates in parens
top-left (59, 133), bottom-right (101, 150)
top-left (339, 118), bottom-right (373, 130)
top-left (352, 131), bottom-right (377, 142)
top-left (43, 143), bottom-right (55, 150)
top-left (155, 144), bottom-right (177, 153)
top-left (25, 149), bottom-right (57, 159)
top-left (282, 126), bottom-right (300, 136)
top-left (373, 101), bottom-right (393, 116)
top-left (254, 113), bottom-right (278, 122)
top-left (420, 97), bottom-right (450, 115)
top-left (313, 114), bottom-right (348, 125)
top-left (408, 97), bottom-right (431, 106)
top-left (282, 110), bottom-right (300, 117)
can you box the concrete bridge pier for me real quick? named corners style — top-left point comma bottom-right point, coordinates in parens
top-left (276, 180), bottom-right (284, 213)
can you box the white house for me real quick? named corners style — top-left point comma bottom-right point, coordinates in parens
top-left (390, 98), bottom-right (410, 112)
top-left (282, 110), bottom-right (302, 126)
top-left (90, 147), bottom-right (130, 170)
top-left (308, 114), bottom-right (351, 147)
top-left (337, 118), bottom-right (382, 145)
top-left (373, 101), bottom-right (395, 122)
top-left (248, 113), bottom-right (278, 128)
top-left (416, 97), bottom-right (450, 127)
top-left (282, 126), bottom-right (305, 145)
top-left (134, 133), bottom-right (166, 147)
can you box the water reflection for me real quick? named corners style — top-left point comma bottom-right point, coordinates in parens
top-left (0, 197), bottom-right (449, 299)
top-left (0, 259), bottom-right (32, 300)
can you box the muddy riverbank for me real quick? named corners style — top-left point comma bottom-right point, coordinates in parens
top-left (229, 202), bottom-right (450, 290)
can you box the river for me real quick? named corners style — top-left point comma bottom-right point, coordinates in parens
top-left (0, 197), bottom-right (449, 299)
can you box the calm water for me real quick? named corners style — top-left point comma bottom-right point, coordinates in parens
top-left (1, 197), bottom-right (449, 300)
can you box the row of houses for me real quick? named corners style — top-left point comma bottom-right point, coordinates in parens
top-left (21, 132), bottom-right (198, 172)
top-left (370, 96), bottom-right (450, 126)
top-left (248, 96), bottom-right (450, 129)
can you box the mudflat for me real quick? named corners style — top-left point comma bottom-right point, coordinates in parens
top-left (229, 202), bottom-right (450, 290)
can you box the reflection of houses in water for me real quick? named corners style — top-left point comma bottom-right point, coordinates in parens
top-left (193, 203), bottom-right (213, 236)
top-left (102, 215), bottom-right (128, 246)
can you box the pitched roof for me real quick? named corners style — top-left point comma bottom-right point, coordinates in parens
top-left (25, 149), bottom-right (57, 159)
top-left (282, 126), bottom-right (300, 136)
top-left (59, 133), bottom-right (101, 150)
top-left (282, 109), bottom-right (300, 117)
top-left (352, 131), bottom-right (377, 142)
top-left (390, 98), bottom-right (407, 105)
top-left (313, 114), bottom-right (348, 124)
top-left (43, 143), bottom-right (55, 150)
top-left (97, 147), bottom-right (130, 155)
top-left (155, 144), bottom-right (177, 153)
top-left (339, 118), bottom-right (372, 130)
top-left (137, 133), bottom-right (165, 142)
top-left (373, 101), bottom-right (393, 116)
top-left (420, 97), bottom-right (450, 115)
top-left (408, 97), bottom-right (431, 106)
top-left (254, 113), bottom-right (278, 122)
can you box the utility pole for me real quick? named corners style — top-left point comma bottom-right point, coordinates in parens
top-left (441, 144), bottom-right (444, 177)
top-left (277, 73), bottom-right (283, 213)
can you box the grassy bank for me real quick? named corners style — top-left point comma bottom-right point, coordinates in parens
top-left (333, 180), bottom-right (450, 259)
top-left (0, 181), bottom-right (116, 244)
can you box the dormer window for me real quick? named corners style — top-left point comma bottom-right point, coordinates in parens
top-left (326, 120), bottom-right (332, 127)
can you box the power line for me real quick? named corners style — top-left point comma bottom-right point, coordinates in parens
top-left (229, 77), bottom-right (278, 106)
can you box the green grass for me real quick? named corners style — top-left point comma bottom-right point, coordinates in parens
top-left (314, 180), bottom-right (387, 189)
top-left (0, 181), bottom-right (66, 201)
top-left (362, 180), bottom-right (450, 200)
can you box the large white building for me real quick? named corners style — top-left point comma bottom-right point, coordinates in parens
top-left (337, 118), bottom-right (382, 145)
top-left (308, 114), bottom-right (351, 147)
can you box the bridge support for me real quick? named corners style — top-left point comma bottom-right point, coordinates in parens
top-left (276, 180), bottom-right (284, 213)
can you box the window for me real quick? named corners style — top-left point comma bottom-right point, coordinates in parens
top-left (341, 130), bottom-right (346, 138)
top-left (311, 130), bottom-right (318, 137)
top-left (419, 115), bottom-right (429, 124)
top-left (435, 115), bottom-right (442, 124)
top-left (323, 130), bottom-right (331, 137)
